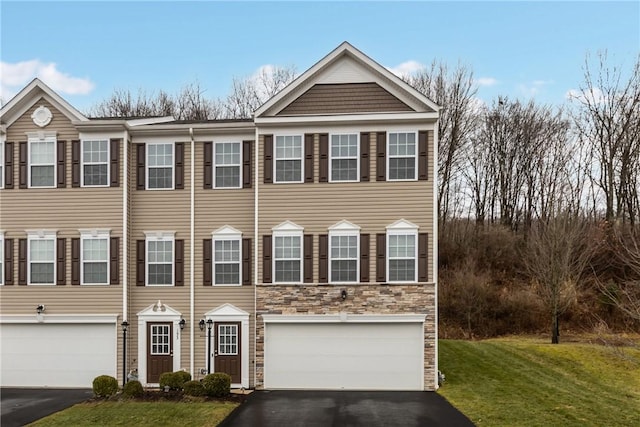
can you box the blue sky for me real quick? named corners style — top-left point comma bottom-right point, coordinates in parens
top-left (1, 1), bottom-right (638, 112)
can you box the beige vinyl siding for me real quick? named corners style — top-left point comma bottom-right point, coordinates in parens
top-left (277, 83), bottom-right (414, 116)
top-left (257, 129), bottom-right (435, 284)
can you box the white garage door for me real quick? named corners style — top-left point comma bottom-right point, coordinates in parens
top-left (264, 322), bottom-right (424, 390)
top-left (1, 323), bottom-right (116, 388)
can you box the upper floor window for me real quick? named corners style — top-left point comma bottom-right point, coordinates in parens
top-left (328, 220), bottom-right (360, 283)
top-left (215, 142), bottom-right (241, 188)
top-left (214, 236), bottom-right (241, 285)
top-left (81, 230), bottom-right (109, 284)
top-left (0, 232), bottom-right (4, 285)
top-left (272, 221), bottom-right (304, 283)
top-left (146, 233), bottom-right (174, 285)
top-left (147, 143), bottom-right (174, 189)
top-left (388, 131), bottom-right (417, 181)
top-left (29, 137), bottom-right (56, 188)
top-left (0, 141), bottom-right (4, 189)
top-left (82, 140), bottom-right (109, 186)
top-left (275, 135), bottom-right (303, 183)
top-left (386, 220), bottom-right (418, 283)
top-left (330, 134), bottom-right (359, 182)
top-left (28, 231), bottom-right (56, 285)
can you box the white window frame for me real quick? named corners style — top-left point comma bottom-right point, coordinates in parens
top-left (28, 134), bottom-right (57, 188)
top-left (0, 231), bottom-right (4, 285)
top-left (328, 220), bottom-right (360, 284)
top-left (0, 140), bottom-right (4, 189)
top-left (274, 134), bottom-right (304, 184)
top-left (213, 141), bottom-right (242, 189)
top-left (145, 231), bottom-right (175, 286)
top-left (387, 131), bottom-right (418, 182)
top-left (27, 230), bottom-right (57, 286)
top-left (272, 221), bottom-right (304, 284)
top-left (212, 226), bottom-right (242, 286)
top-left (79, 229), bottom-right (110, 285)
top-left (81, 139), bottom-right (110, 187)
top-left (329, 133), bottom-right (359, 183)
top-left (146, 142), bottom-right (174, 190)
top-left (386, 220), bottom-right (419, 284)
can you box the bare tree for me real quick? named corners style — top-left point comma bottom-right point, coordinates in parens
top-left (523, 214), bottom-right (590, 343)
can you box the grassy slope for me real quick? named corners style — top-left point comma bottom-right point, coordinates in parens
top-left (438, 338), bottom-right (640, 427)
top-left (29, 401), bottom-right (238, 427)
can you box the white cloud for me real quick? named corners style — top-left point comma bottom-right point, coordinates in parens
top-left (565, 87), bottom-right (606, 104)
top-left (476, 77), bottom-right (498, 87)
top-left (387, 60), bottom-right (426, 78)
top-left (517, 79), bottom-right (554, 98)
top-left (0, 60), bottom-right (94, 101)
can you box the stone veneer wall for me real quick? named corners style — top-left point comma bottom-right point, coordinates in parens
top-left (255, 284), bottom-right (437, 390)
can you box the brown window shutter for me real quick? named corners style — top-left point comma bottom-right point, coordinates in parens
top-left (110, 237), bottom-right (119, 285)
top-left (304, 134), bottom-right (314, 183)
top-left (263, 235), bottom-right (272, 283)
top-left (56, 238), bottom-right (66, 285)
top-left (304, 234), bottom-right (313, 283)
top-left (175, 142), bottom-right (184, 190)
top-left (203, 141), bottom-right (213, 189)
top-left (110, 138), bottom-right (121, 187)
top-left (263, 135), bottom-right (273, 184)
top-left (4, 239), bottom-right (14, 285)
top-left (376, 132), bottom-right (386, 181)
top-left (5, 142), bottom-right (14, 189)
top-left (360, 234), bottom-right (370, 282)
top-left (19, 141), bottom-right (27, 189)
top-left (136, 144), bottom-right (146, 190)
top-left (376, 233), bottom-right (386, 282)
top-left (360, 132), bottom-right (370, 182)
top-left (57, 140), bottom-right (66, 188)
top-left (418, 233), bottom-right (428, 282)
top-left (418, 131), bottom-right (428, 181)
top-left (18, 238), bottom-right (27, 285)
top-left (242, 238), bottom-right (251, 285)
top-left (243, 140), bottom-right (252, 188)
top-left (203, 239), bottom-right (212, 286)
top-left (71, 238), bottom-right (80, 285)
top-left (174, 239), bottom-right (184, 286)
top-left (318, 234), bottom-right (328, 283)
top-left (71, 140), bottom-right (81, 187)
top-left (319, 133), bottom-right (328, 183)
top-left (136, 240), bottom-right (146, 285)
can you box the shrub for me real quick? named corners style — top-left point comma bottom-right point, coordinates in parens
top-left (202, 373), bottom-right (231, 397)
top-left (183, 380), bottom-right (206, 397)
top-left (122, 380), bottom-right (144, 398)
top-left (160, 370), bottom-right (192, 390)
top-left (92, 375), bottom-right (118, 397)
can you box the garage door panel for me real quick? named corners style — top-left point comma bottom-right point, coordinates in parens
top-left (264, 323), bottom-right (423, 390)
top-left (1, 323), bottom-right (116, 388)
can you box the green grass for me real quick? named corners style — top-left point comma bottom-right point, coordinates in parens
top-left (438, 337), bottom-right (640, 426)
top-left (29, 401), bottom-right (238, 427)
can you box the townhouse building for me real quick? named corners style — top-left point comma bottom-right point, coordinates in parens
top-left (0, 42), bottom-right (439, 391)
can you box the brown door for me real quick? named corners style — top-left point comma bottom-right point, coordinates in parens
top-left (147, 322), bottom-right (173, 383)
top-left (214, 322), bottom-right (241, 384)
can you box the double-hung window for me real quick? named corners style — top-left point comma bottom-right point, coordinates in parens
top-left (273, 222), bottom-right (303, 283)
top-left (274, 135), bottom-right (303, 183)
top-left (387, 228), bottom-right (418, 283)
top-left (80, 230), bottom-right (109, 284)
top-left (388, 131), bottom-right (417, 181)
top-left (214, 238), bottom-right (241, 285)
top-left (214, 142), bottom-right (241, 188)
top-left (0, 141), bottom-right (4, 189)
top-left (328, 220), bottom-right (360, 283)
top-left (82, 140), bottom-right (109, 186)
top-left (330, 134), bottom-right (359, 182)
top-left (146, 233), bottom-right (174, 286)
top-left (28, 231), bottom-right (56, 285)
top-left (29, 136), bottom-right (56, 187)
top-left (0, 232), bottom-right (4, 285)
top-left (147, 143), bottom-right (174, 189)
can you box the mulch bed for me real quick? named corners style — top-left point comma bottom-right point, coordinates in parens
top-left (95, 390), bottom-right (252, 403)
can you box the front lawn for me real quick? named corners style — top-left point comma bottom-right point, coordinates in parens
top-left (438, 337), bottom-right (640, 426)
top-left (29, 400), bottom-right (238, 427)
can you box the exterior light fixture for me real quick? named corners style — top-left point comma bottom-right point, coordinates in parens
top-left (36, 304), bottom-right (45, 314)
top-left (199, 319), bottom-right (205, 331)
top-left (206, 319), bottom-right (214, 374)
top-left (341, 290), bottom-right (347, 300)
top-left (179, 319), bottom-right (186, 330)
top-left (121, 321), bottom-right (129, 387)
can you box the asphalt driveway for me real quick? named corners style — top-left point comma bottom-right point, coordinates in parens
top-left (1, 388), bottom-right (92, 427)
top-left (219, 390), bottom-right (474, 427)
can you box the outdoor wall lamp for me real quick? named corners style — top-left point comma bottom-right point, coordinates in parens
top-left (121, 321), bottom-right (129, 387)
top-left (199, 319), bottom-right (205, 331)
top-left (206, 319), bottom-right (214, 374)
top-left (36, 304), bottom-right (45, 314)
top-left (179, 318), bottom-right (186, 330)
top-left (341, 290), bottom-right (347, 300)
top-left (121, 321), bottom-right (129, 332)
top-left (206, 319), bottom-right (213, 330)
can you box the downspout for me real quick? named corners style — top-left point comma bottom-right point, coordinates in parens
top-left (189, 127), bottom-right (195, 378)
top-left (432, 118), bottom-right (439, 390)
top-left (253, 123), bottom-right (259, 387)
top-left (122, 130), bottom-right (128, 321)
